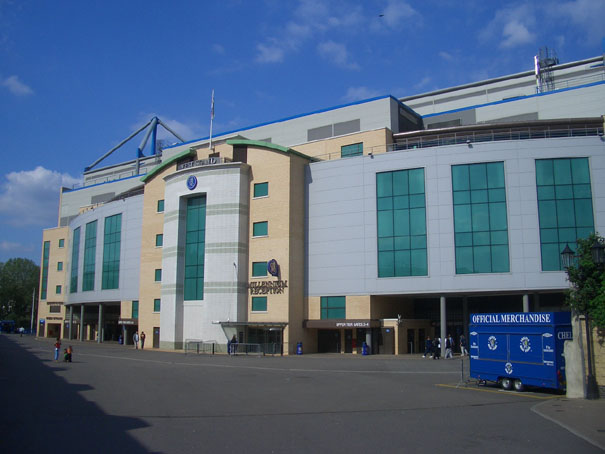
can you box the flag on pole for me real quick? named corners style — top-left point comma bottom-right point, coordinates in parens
top-left (210, 89), bottom-right (215, 120)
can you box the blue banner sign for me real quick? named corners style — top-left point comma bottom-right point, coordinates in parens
top-left (471, 313), bottom-right (552, 325)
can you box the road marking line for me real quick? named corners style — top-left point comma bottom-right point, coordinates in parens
top-left (436, 384), bottom-right (560, 400)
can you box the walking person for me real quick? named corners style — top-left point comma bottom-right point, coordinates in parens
top-left (54, 338), bottom-right (61, 361)
top-left (459, 334), bottom-right (468, 356)
top-left (423, 337), bottom-right (432, 358)
top-left (140, 331), bottom-right (146, 349)
top-left (445, 334), bottom-right (454, 359)
top-left (432, 337), bottom-right (440, 359)
top-left (67, 345), bottom-right (73, 362)
top-left (230, 334), bottom-right (237, 355)
top-left (133, 331), bottom-right (139, 349)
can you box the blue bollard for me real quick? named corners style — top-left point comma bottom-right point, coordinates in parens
top-left (296, 342), bottom-right (303, 355)
top-left (362, 342), bottom-right (368, 355)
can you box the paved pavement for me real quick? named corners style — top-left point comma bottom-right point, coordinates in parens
top-left (2, 334), bottom-right (603, 453)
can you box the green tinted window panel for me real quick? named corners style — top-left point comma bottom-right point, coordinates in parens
top-left (341, 143), bottom-right (363, 158)
top-left (70, 227), bottom-right (80, 293)
top-left (155, 269), bottom-right (162, 281)
top-left (184, 196), bottom-right (206, 300)
top-left (155, 234), bottom-right (163, 247)
top-left (254, 182), bottom-right (269, 198)
top-left (41, 241), bottom-right (50, 300)
top-left (376, 169), bottom-right (427, 277)
top-left (57, 261), bottom-right (63, 271)
top-left (56, 285), bottom-right (62, 294)
top-left (102, 214), bottom-right (121, 290)
top-left (320, 296), bottom-right (346, 319)
top-left (452, 162), bottom-right (509, 274)
top-left (154, 298), bottom-right (161, 312)
top-left (157, 199), bottom-right (164, 212)
top-left (252, 296), bottom-right (267, 312)
top-left (82, 221), bottom-right (97, 291)
top-left (58, 239), bottom-right (65, 248)
top-left (536, 158), bottom-right (594, 271)
top-left (252, 262), bottom-right (267, 277)
top-left (253, 221), bottom-right (268, 237)
top-left (132, 300), bottom-right (139, 319)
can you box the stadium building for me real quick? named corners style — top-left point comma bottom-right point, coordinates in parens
top-left (37, 54), bottom-right (605, 359)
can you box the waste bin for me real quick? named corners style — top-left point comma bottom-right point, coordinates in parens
top-left (296, 342), bottom-right (303, 355)
top-left (362, 342), bottom-right (369, 356)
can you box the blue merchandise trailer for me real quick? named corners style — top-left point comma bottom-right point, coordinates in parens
top-left (469, 312), bottom-right (572, 391)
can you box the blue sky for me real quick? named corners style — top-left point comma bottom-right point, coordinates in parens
top-left (1, 0), bottom-right (604, 264)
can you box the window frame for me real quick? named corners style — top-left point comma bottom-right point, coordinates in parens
top-left (253, 182), bottom-right (269, 198)
top-left (252, 221), bottom-right (268, 237)
top-left (251, 296), bottom-right (267, 312)
top-left (154, 269), bottom-right (162, 282)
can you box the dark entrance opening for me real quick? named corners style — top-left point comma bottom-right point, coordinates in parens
top-left (317, 329), bottom-right (340, 353)
top-left (153, 327), bottom-right (160, 348)
top-left (379, 328), bottom-right (395, 354)
top-left (344, 329), bottom-right (353, 353)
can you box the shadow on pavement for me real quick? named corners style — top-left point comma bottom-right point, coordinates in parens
top-left (0, 335), bottom-right (152, 453)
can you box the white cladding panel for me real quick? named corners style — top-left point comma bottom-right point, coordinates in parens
top-left (306, 136), bottom-right (605, 297)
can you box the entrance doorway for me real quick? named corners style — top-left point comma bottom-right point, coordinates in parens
top-left (153, 327), bottom-right (160, 348)
top-left (379, 328), bottom-right (395, 354)
top-left (318, 330), bottom-right (340, 353)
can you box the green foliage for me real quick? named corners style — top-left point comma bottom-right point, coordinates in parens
top-left (565, 233), bottom-right (605, 329)
top-left (0, 258), bottom-right (40, 327)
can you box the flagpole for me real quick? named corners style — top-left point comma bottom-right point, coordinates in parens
top-left (209, 89), bottom-right (215, 152)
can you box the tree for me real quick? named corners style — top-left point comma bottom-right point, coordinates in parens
top-left (0, 258), bottom-right (40, 328)
top-left (565, 233), bottom-right (605, 329)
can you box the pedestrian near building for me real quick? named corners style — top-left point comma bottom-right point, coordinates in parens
top-left (66, 345), bottom-right (73, 362)
top-left (459, 334), bottom-right (468, 356)
top-left (445, 334), bottom-right (454, 359)
top-left (133, 331), bottom-right (139, 349)
top-left (54, 338), bottom-right (61, 361)
top-left (423, 337), bottom-right (432, 358)
top-left (432, 337), bottom-right (440, 359)
top-left (140, 331), bottom-right (146, 349)
top-left (230, 335), bottom-right (237, 355)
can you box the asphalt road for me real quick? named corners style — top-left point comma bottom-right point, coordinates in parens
top-left (0, 335), bottom-right (600, 453)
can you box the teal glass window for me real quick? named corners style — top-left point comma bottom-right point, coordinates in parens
top-left (153, 298), bottom-right (161, 312)
top-left (58, 239), bottom-right (65, 248)
top-left (252, 262), bottom-right (267, 277)
top-left (102, 214), bottom-right (121, 290)
top-left (70, 227), bottom-right (80, 293)
top-left (320, 296), bottom-right (346, 319)
top-left (376, 168), bottom-right (427, 277)
top-left (155, 234), bottom-right (163, 247)
top-left (253, 182), bottom-right (268, 198)
top-left (452, 162), bottom-right (509, 274)
top-left (57, 261), bottom-right (63, 271)
top-left (82, 220), bottom-right (97, 291)
top-left (341, 143), bottom-right (363, 158)
top-left (252, 296), bottom-right (267, 312)
top-left (132, 300), bottom-right (139, 319)
top-left (157, 199), bottom-right (164, 212)
top-left (184, 196), bottom-right (206, 300)
top-left (56, 285), bottom-right (62, 294)
top-left (536, 158), bottom-right (594, 271)
top-left (41, 241), bottom-right (50, 300)
top-left (253, 221), bottom-right (268, 237)
top-left (155, 269), bottom-right (162, 282)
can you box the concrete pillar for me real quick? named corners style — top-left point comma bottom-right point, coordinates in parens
top-left (440, 296), bottom-right (446, 357)
top-left (523, 294), bottom-right (530, 313)
top-left (97, 304), bottom-right (103, 343)
top-left (365, 331), bottom-right (372, 354)
top-left (80, 305), bottom-right (85, 341)
top-left (68, 306), bottom-right (73, 340)
top-left (462, 296), bottom-right (469, 345)
top-left (534, 293), bottom-right (540, 311)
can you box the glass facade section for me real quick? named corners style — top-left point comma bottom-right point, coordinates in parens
top-left (82, 221), bottom-right (97, 291)
top-left (253, 182), bottom-right (268, 198)
top-left (184, 196), bottom-right (206, 300)
top-left (376, 168), bottom-right (427, 277)
top-left (41, 241), bottom-right (50, 300)
top-left (452, 162), bottom-right (509, 274)
top-left (253, 221), bottom-right (268, 237)
top-left (153, 298), bottom-right (161, 312)
top-left (252, 296), bottom-right (267, 312)
top-left (157, 199), bottom-right (164, 212)
top-left (102, 214), bottom-right (121, 290)
top-left (132, 300), bottom-right (139, 319)
top-left (252, 262), bottom-right (267, 277)
top-left (341, 143), bottom-right (363, 158)
top-left (320, 296), bottom-right (346, 319)
top-left (70, 227), bottom-right (80, 293)
top-left (536, 158), bottom-right (594, 271)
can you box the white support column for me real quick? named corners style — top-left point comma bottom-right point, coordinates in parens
top-left (68, 306), bottom-right (73, 340)
top-left (80, 305), bottom-right (85, 341)
top-left (462, 296), bottom-right (469, 345)
top-left (97, 304), bottom-right (103, 343)
top-left (523, 294), bottom-right (530, 313)
top-left (440, 296), bottom-right (446, 357)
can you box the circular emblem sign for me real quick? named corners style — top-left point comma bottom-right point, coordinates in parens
top-left (504, 362), bottom-right (513, 375)
top-left (186, 175), bottom-right (198, 190)
top-left (267, 259), bottom-right (279, 277)
top-left (487, 335), bottom-right (498, 351)
top-left (520, 336), bottom-right (531, 353)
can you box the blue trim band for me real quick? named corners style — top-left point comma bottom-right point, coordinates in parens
top-left (422, 80), bottom-right (605, 118)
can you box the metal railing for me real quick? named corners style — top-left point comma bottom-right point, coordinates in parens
top-left (184, 340), bottom-right (265, 357)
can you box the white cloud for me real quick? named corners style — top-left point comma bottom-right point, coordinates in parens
top-left (317, 41), bottom-right (359, 70)
top-left (255, 43), bottom-right (285, 63)
top-left (342, 86), bottom-right (381, 102)
top-left (380, 0), bottom-right (418, 29)
top-left (0, 240), bottom-right (23, 252)
top-left (438, 51), bottom-right (454, 62)
top-left (479, 3), bottom-right (537, 49)
top-left (414, 76), bottom-right (432, 90)
top-left (211, 43), bottom-right (225, 54)
top-left (500, 19), bottom-right (535, 48)
top-left (1, 75), bottom-right (33, 96)
top-left (550, 0), bottom-right (605, 45)
top-left (0, 167), bottom-right (81, 227)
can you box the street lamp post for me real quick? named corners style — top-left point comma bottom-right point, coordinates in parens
top-left (561, 241), bottom-right (603, 400)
